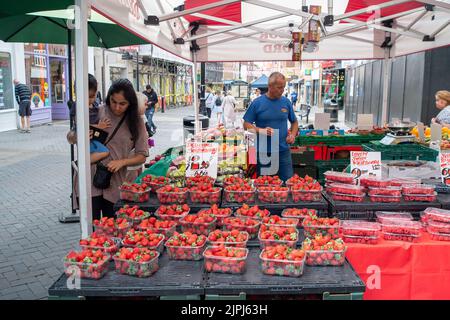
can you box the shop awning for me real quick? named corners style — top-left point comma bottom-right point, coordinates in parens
top-left (250, 74), bottom-right (269, 88)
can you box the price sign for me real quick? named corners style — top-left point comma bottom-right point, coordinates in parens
top-left (440, 152), bottom-right (450, 186)
top-left (350, 151), bottom-right (382, 178)
top-left (185, 142), bottom-right (219, 178)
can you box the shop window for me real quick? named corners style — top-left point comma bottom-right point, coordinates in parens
top-left (24, 53), bottom-right (49, 107)
top-left (0, 52), bottom-right (14, 110)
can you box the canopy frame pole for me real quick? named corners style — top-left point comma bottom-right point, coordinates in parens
top-left (381, 48), bottom-right (392, 126)
top-left (155, 0), bottom-right (177, 40)
top-left (192, 51), bottom-right (200, 134)
top-left (185, 13), bottom-right (291, 42)
top-left (244, 0), bottom-right (318, 21)
top-left (389, 10), bottom-right (428, 45)
top-left (75, 0), bottom-right (93, 239)
top-left (334, 0), bottom-right (412, 21)
top-left (429, 19), bottom-right (450, 38)
top-left (416, 0), bottom-right (450, 10)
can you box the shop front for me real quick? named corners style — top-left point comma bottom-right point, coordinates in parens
top-left (0, 50), bottom-right (16, 132)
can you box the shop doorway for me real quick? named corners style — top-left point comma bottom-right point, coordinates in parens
top-left (50, 58), bottom-right (68, 119)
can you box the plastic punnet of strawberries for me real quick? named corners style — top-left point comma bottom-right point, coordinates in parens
top-left (189, 183), bottom-right (222, 204)
top-left (165, 232), bottom-right (207, 260)
top-left (203, 246), bottom-right (249, 274)
top-left (207, 229), bottom-right (249, 248)
top-left (224, 184), bottom-right (256, 204)
top-left (254, 175), bottom-right (283, 187)
top-left (138, 217), bottom-right (177, 238)
top-left (156, 185), bottom-right (188, 204)
top-left (113, 247), bottom-right (159, 277)
top-left (302, 216), bottom-right (340, 239)
top-left (179, 213), bottom-right (217, 236)
top-left (141, 175), bottom-right (171, 192)
top-left (257, 186), bottom-right (289, 203)
top-left (262, 215), bottom-right (299, 228)
top-left (154, 204), bottom-right (190, 221)
top-left (64, 249), bottom-right (109, 279)
top-left (302, 235), bottom-right (347, 266)
top-left (79, 232), bottom-right (119, 256)
top-left (122, 229), bottom-right (165, 252)
top-left (186, 176), bottom-right (215, 188)
top-left (119, 182), bottom-right (150, 202)
top-left (115, 205), bottom-right (151, 226)
top-left (93, 217), bottom-right (132, 238)
top-left (258, 225), bottom-right (299, 249)
top-left (281, 208), bottom-right (318, 227)
top-left (260, 245), bottom-right (306, 277)
top-left (222, 216), bottom-right (261, 240)
top-left (235, 204), bottom-right (271, 220)
top-left (198, 205), bottom-right (232, 227)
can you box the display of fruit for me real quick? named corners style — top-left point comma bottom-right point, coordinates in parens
top-left (257, 186), bottom-right (289, 203)
top-left (189, 184), bottom-right (222, 204)
top-left (281, 208), bottom-right (318, 226)
top-left (93, 217), bottom-right (132, 238)
top-left (179, 213), bottom-right (217, 236)
top-left (342, 235), bottom-right (379, 245)
top-left (223, 176), bottom-right (251, 186)
top-left (222, 217), bottom-right (261, 240)
top-left (382, 232), bottom-right (419, 242)
top-left (389, 178), bottom-right (421, 187)
top-left (330, 193), bottom-right (365, 202)
top-left (138, 218), bottom-right (177, 238)
top-left (369, 195), bottom-right (401, 203)
top-left (148, 154), bottom-right (165, 167)
top-left (302, 216), bottom-right (340, 239)
top-left (198, 205), bottom-right (232, 227)
top-left (261, 215), bottom-right (299, 228)
top-left (380, 220), bottom-right (422, 236)
top-left (340, 221), bottom-right (380, 237)
top-left (224, 184), bottom-right (256, 204)
top-left (141, 175), bottom-right (170, 191)
top-left (122, 230), bottom-right (165, 252)
top-left (115, 205), bottom-right (151, 226)
top-left (113, 247), bottom-right (159, 277)
top-left (64, 249), bottom-right (109, 279)
top-left (402, 184), bottom-right (435, 195)
top-left (286, 174), bottom-right (316, 187)
top-left (203, 246), bottom-right (248, 274)
top-left (119, 182), bottom-right (150, 202)
top-left (327, 183), bottom-right (365, 196)
top-left (207, 229), bottom-right (249, 248)
top-left (235, 204), bottom-right (271, 220)
top-left (254, 175), bottom-right (283, 187)
top-left (260, 245), bottom-right (306, 277)
top-left (368, 187), bottom-right (402, 197)
top-left (411, 125), bottom-right (450, 142)
top-left (165, 232), bottom-right (207, 260)
top-left (403, 192), bottom-right (437, 202)
top-left (186, 176), bottom-right (215, 187)
top-left (323, 171), bottom-right (356, 184)
top-left (156, 185), bottom-right (188, 204)
top-left (154, 204), bottom-right (190, 221)
top-left (289, 179), bottom-right (323, 202)
top-left (259, 225), bottom-right (298, 249)
top-left (302, 236), bottom-right (347, 266)
top-left (423, 208), bottom-right (450, 223)
top-left (359, 177), bottom-right (390, 188)
top-left (79, 232), bottom-right (119, 256)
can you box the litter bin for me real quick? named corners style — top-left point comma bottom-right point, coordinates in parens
top-left (323, 98), bottom-right (338, 122)
top-left (183, 115), bottom-right (209, 141)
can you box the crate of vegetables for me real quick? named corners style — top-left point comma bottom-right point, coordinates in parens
top-left (122, 230), bottom-right (165, 253)
top-left (186, 176), bottom-right (215, 188)
top-left (165, 232), bottom-right (207, 260)
top-left (258, 225), bottom-right (299, 249)
top-left (290, 183), bottom-right (323, 202)
top-left (342, 235), bottom-right (379, 245)
top-left (327, 183), bottom-right (365, 196)
top-left (141, 174), bottom-right (171, 192)
top-left (203, 246), bottom-right (249, 274)
top-left (137, 217), bottom-right (177, 238)
top-left (375, 211), bottom-right (413, 224)
top-left (329, 192), bottom-right (365, 203)
top-left (235, 204), bottom-right (271, 220)
top-left (224, 184), bottom-right (256, 204)
top-left (222, 216), bottom-right (261, 240)
top-left (79, 233), bottom-right (119, 258)
top-left (253, 175), bottom-right (283, 188)
top-left (340, 220), bottom-right (381, 237)
top-left (260, 246), bottom-right (306, 277)
top-left (261, 215), bottom-right (299, 229)
top-left (281, 208), bottom-right (318, 228)
top-left (360, 176), bottom-right (390, 188)
top-left (207, 229), bottom-right (249, 248)
top-left (198, 205), bottom-right (232, 227)
top-left (323, 171), bottom-right (356, 184)
top-left (368, 186), bottom-right (402, 197)
top-left (423, 207), bottom-right (450, 223)
top-left (119, 182), bottom-right (151, 203)
top-left (189, 184), bottom-right (222, 204)
top-left (257, 186), bottom-right (289, 203)
top-left (154, 204), bottom-right (190, 222)
top-left (303, 236), bottom-right (347, 266)
top-left (113, 247), bottom-right (159, 278)
top-left (382, 232), bottom-right (420, 242)
top-left (93, 217), bottom-right (132, 238)
top-left (63, 249), bottom-right (109, 280)
top-left (403, 192), bottom-right (437, 202)
top-left (179, 213), bottom-right (217, 236)
top-left (380, 220), bottom-right (422, 236)
top-left (156, 185), bottom-right (188, 204)
top-left (115, 205), bottom-right (151, 227)
top-left (302, 216), bottom-right (340, 239)
top-left (402, 184), bottom-right (435, 195)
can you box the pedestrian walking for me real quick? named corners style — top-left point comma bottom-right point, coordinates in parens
top-left (222, 91), bottom-right (238, 128)
top-left (143, 85), bottom-right (158, 134)
top-left (14, 79), bottom-right (32, 133)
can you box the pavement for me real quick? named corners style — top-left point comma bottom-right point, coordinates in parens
top-left (0, 103), bottom-right (343, 300)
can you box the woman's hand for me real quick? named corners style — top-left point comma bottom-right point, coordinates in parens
top-left (107, 160), bottom-right (126, 173)
top-left (97, 118), bottom-right (112, 130)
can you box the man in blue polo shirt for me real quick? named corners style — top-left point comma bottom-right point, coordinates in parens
top-left (243, 72), bottom-right (299, 181)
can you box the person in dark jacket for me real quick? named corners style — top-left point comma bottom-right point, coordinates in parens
top-left (14, 79), bottom-right (32, 133)
top-left (142, 85), bottom-right (158, 134)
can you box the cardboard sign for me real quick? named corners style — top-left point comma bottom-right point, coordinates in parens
top-left (440, 152), bottom-right (450, 186)
top-left (314, 113), bottom-right (330, 132)
top-left (417, 122), bottom-right (425, 142)
top-left (357, 114), bottom-right (373, 131)
top-left (431, 123), bottom-right (442, 142)
top-left (350, 151), bottom-right (382, 178)
top-left (185, 142), bottom-right (219, 178)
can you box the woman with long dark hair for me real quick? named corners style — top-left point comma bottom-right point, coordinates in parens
top-left (89, 79), bottom-right (149, 219)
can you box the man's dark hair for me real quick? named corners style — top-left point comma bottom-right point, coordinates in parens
top-left (146, 85), bottom-right (152, 90)
top-left (88, 73), bottom-right (98, 92)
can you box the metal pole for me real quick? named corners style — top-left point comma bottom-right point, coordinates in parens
top-left (67, 28), bottom-right (76, 215)
top-left (136, 52), bottom-right (140, 91)
top-left (75, 0), bottom-right (93, 238)
top-left (192, 52), bottom-right (200, 134)
top-left (102, 48), bottom-right (106, 100)
top-left (381, 48), bottom-right (392, 125)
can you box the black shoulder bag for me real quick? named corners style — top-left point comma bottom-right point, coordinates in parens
top-left (93, 115), bottom-right (126, 189)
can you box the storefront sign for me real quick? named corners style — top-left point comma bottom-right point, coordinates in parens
top-left (440, 152), bottom-right (450, 186)
top-left (350, 151), bottom-right (382, 178)
top-left (185, 142), bottom-right (219, 178)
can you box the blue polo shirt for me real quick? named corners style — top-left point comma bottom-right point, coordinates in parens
top-left (243, 94), bottom-right (297, 153)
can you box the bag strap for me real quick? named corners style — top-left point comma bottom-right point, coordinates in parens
top-left (105, 115), bottom-right (126, 146)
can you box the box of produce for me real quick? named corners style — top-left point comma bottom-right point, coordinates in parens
top-left (323, 171), bottom-right (356, 184)
top-left (402, 184), bottom-right (435, 195)
top-left (261, 215), bottom-right (299, 229)
top-left (119, 183), bottom-right (151, 203)
top-left (154, 204), bottom-right (190, 222)
top-left (93, 217), bottom-right (132, 238)
top-left (302, 216), bottom-right (340, 239)
top-left (137, 218), bottom-right (177, 238)
top-left (235, 204), bottom-right (271, 220)
top-left (223, 176), bottom-right (252, 187)
top-left (360, 176), bottom-right (390, 188)
top-left (189, 184), bottom-right (222, 204)
top-left (165, 232), bottom-right (207, 260)
top-left (186, 176), bottom-right (215, 188)
top-left (257, 186), bottom-right (289, 203)
top-left (63, 249), bottom-right (109, 279)
top-left (122, 230), bottom-right (165, 253)
top-left (427, 229), bottom-right (450, 241)
top-left (389, 178), bottom-right (421, 187)
top-left (258, 225), bottom-right (298, 249)
top-left (303, 237), bottom-right (347, 266)
top-left (179, 213), bottom-right (217, 236)
top-left (141, 175), bottom-right (170, 192)
top-left (113, 247), bottom-right (159, 277)
top-left (327, 183), bottom-right (365, 196)
top-left (224, 184), bottom-right (256, 204)
top-left (382, 232), bottom-right (419, 242)
top-left (79, 233), bottom-right (119, 257)
top-left (375, 211), bottom-right (413, 224)
top-left (115, 205), bottom-right (151, 226)
top-left (424, 220), bottom-right (450, 234)
top-left (342, 235), bottom-right (379, 245)
top-left (369, 195), bottom-right (402, 203)
top-left (260, 246), bottom-right (306, 277)
top-left (253, 175), bottom-right (283, 187)
top-left (290, 183), bottom-right (323, 202)
top-left (156, 185), bottom-right (188, 204)
top-left (330, 192), bottom-right (365, 203)
top-left (198, 205), bottom-right (232, 227)
top-left (203, 246), bottom-right (249, 274)
top-left (423, 208), bottom-right (450, 223)
top-left (285, 174), bottom-right (316, 187)
top-left (222, 216), bottom-right (261, 240)
top-left (403, 192), bottom-right (437, 202)
top-left (281, 208), bottom-right (318, 227)
top-left (380, 220), bottom-right (422, 236)
top-left (207, 229), bottom-right (249, 248)
top-left (340, 221), bottom-right (381, 237)
top-left (368, 187), bottom-right (402, 197)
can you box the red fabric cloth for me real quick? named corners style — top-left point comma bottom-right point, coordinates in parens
top-left (184, 0), bottom-right (242, 25)
top-left (344, 0), bottom-right (422, 22)
top-left (346, 232), bottom-right (450, 299)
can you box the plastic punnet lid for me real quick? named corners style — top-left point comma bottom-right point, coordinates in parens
top-left (381, 220), bottom-right (422, 229)
top-left (341, 220), bottom-right (381, 231)
top-left (324, 171), bottom-right (356, 178)
top-left (402, 192), bottom-right (437, 196)
top-left (330, 192), bottom-right (365, 198)
top-left (402, 184), bottom-right (435, 191)
top-left (424, 207), bottom-right (450, 219)
top-left (369, 194), bottom-right (402, 198)
top-left (375, 211), bottom-right (413, 222)
top-left (328, 183), bottom-right (365, 191)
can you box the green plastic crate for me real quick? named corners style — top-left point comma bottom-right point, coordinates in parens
top-left (362, 141), bottom-right (438, 161)
top-left (295, 134), bottom-right (384, 147)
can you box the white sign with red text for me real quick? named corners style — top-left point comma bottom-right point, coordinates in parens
top-left (185, 142), bottom-right (219, 179)
top-left (440, 152), bottom-right (450, 186)
top-left (350, 151), bottom-right (382, 178)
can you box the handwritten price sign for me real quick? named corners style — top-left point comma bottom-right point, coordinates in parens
top-left (185, 142), bottom-right (219, 178)
top-left (350, 151), bottom-right (382, 178)
top-left (440, 152), bottom-right (450, 186)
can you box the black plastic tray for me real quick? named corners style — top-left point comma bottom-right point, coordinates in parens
top-left (204, 247), bottom-right (365, 295)
top-left (48, 250), bottom-right (204, 297)
top-left (437, 194), bottom-right (450, 210)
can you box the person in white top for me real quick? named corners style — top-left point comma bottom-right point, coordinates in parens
top-left (222, 91), bottom-right (238, 128)
top-left (204, 87), bottom-right (215, 118)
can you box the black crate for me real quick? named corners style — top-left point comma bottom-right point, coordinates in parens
top-left (291, 148), bottom-right (315, 166)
